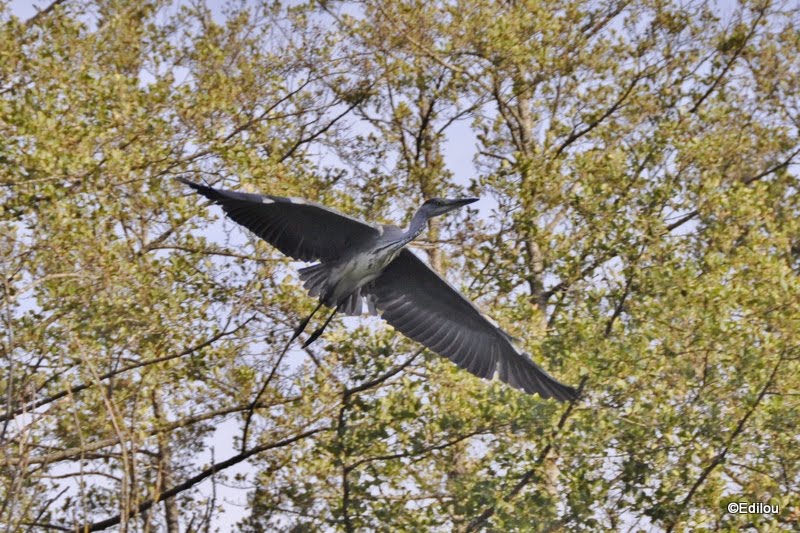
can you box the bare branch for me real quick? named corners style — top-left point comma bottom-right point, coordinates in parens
top-left (24, 0), bottom-right (68, 27)
top-left (688, 7), bottom-right (766, 115)
top-left (466, 377), bottom-right (588, 531)
top-left (76, 426), bottom-right (332, 532)
top-left (552, 74), bottom-right (641, 159)
top-left (664, 354), bottom-right (783, 532)
top-left (1, 317), bottom-right (255, 422)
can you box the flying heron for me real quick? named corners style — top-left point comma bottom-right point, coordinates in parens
top-left (180, 178), bottom-right (577, 401)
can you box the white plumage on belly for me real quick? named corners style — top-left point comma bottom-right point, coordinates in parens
top-left (329, 246), bottom-right (401, 304)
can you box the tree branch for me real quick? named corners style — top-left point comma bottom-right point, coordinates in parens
top-left (688, 8), bottom-right (766, 115)
top-left (345, 348), bottom-right (424, 396)
top-left (466, 377), bottom-right (588, 531)
top-left (544, 145), bottom-right (800, 301)
top-left (663, 354), bottom-right (783, 532)
top-left (7, 395), bottom-right (300, 467)
top-left (1, 317), bottom-right (255, 422)
top-left (75, 426), bottom-right (331, 531)
top-left (24, 0), bottom-right (68, 27)
top-left (553, 74), bottom-right (641, 159)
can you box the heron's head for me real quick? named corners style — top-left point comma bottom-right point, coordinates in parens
top-left (420, 197), bottom-right (479, 218)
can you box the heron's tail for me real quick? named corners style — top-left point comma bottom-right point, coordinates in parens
top-left (298, 264), bottom-right (376, 317)
top-left (298, 264), bottom-right (331, 299)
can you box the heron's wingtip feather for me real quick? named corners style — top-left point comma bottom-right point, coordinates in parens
top-left (511, 353), bottom-right (578, 402)
top-left (177, 177), bottom-right (222, 199)
top-left (548, 380), bottom-right (579, 402)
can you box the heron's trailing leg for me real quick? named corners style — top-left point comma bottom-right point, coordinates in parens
top-left (302, 306), bottom-right (338, 348)
top-left (290, 300), bottom-right (324, 343)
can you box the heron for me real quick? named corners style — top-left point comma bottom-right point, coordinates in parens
top-left (180, 178), bottom-right (577, 401)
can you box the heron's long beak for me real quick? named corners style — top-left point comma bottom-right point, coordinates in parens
top-left (442, 197), bottom-right (479, 213)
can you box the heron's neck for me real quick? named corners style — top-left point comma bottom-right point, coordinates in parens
top-left (403, 210), bottom-right (429, 242)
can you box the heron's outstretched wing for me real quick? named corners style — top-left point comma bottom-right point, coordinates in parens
top-left (366, 249), bottom-right (577, 401)
top-left (180, 178), bottom-right (379, 262)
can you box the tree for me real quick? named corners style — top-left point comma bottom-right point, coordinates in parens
top-left (1, 0), bottom-right (798, 531)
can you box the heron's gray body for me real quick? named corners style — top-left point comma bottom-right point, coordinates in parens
top-left (300, 223), bottom-right (421, 315)
top-left (180, 178), bottom-right (578, 402)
